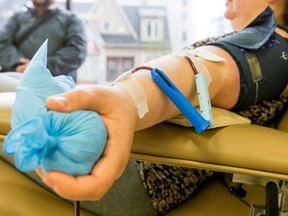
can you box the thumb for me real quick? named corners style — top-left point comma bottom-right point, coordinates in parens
top-left (46, 94), bottom-right (70, 111)
top-left (46, 86), bottom-right (107, 113)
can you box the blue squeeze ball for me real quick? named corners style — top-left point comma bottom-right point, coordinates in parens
top-left (3, 40), bottom-right (107, 176)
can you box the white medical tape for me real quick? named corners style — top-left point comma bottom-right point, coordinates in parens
top-left (186, 48), bottom-right (226, 62)
top-left (111, 71), bottom-right (133, 84)
top-left (184, 48), bottom-right (226, 85)
top-left (112, 74), bottom-right (149, 119)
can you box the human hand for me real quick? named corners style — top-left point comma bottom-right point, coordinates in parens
top-left (15, 58), bottom-right (30, 73)
top-left (36, 85), bottom-right (138, 200)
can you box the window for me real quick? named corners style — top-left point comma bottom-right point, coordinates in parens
top-left (182, 13), bottom-right (188, 22)
top-left (141, 18), bottom-right (163, 42)
top-left (182, 0), bottom-right (188, 7)
top-left (182, 31), bottom-right (187, 43)
top-left (147, 20), bottom-right (158, 38)
top-left (107, 57), bottom-right (134, 81)
top-left (101, 21), bottom-right (111, 33)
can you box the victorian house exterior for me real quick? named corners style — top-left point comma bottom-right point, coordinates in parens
top-left (77, 0), bottom-right (171, 84)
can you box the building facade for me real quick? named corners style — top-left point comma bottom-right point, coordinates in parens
top-left (77, 0), bottom-right (171, 84)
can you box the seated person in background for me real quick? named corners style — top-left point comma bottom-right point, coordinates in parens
top-left (0, 0), bottom-right (87, 92)
top-left (5, 0), bottom-right (287, 215)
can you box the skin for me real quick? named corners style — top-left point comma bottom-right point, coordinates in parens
top-left (36, 0), bottom-right (288, 201)
top-left (224, 0), bottom-right (268, 30)
top-left (32, 0), bottom-right (55, 15)
top-left (15, 0), bottom-right (55, 73)
top-left (225, 0), bottom-right (288, 32)
top-left (268, 0), bottom-right (287, 27)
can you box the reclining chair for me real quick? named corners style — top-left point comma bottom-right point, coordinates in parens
top-left (1, 91), bottom-right (288, 216)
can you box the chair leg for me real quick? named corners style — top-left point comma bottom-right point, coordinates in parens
top-left (249, 182), bottom-right (279, 216)
top-left (278, 181), bottom-right (288, 215)
top-left (74, 201), bottom-right (80, 216)
top-left (266, 181), bottom-right (279, 216)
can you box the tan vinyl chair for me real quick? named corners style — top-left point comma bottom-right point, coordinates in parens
top-left (1, 91), bottom-right (288, 216)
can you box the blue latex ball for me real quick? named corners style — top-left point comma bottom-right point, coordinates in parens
top-left (3, 40), bottom-right (107, 176)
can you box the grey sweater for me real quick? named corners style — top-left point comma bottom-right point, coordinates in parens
top-left (0, 6), bottom-right (87, 81)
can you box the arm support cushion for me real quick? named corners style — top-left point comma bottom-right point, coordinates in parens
top-left (131, 122), bottom-right (288, 180)
top-left (1, 92), bottom-right (288, 180)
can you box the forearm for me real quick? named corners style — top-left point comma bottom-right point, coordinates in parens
top-left (115, 44), bottom-right (238, 131)
top-left (117, 54), bottom-right (198, 131)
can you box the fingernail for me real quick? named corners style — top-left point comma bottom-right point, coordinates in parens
top-left (50, 96), bottom-right (68, 108)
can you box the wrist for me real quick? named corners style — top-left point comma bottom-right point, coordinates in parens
top-left (112, 67), bottom-right (151, 120)
top-left (110, 84), bottom-right (140, 129)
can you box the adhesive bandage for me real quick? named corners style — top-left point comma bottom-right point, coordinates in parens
top-left (112, 70), bottom-right (149, 119)
top-left (184, 48), bottom-right (226, 85)
top-left (186, 48), bottom-right (226, 62)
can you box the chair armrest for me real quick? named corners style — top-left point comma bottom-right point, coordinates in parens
top-left (131, 123), bottom-right (288, 181)
top-left (2, 92), bottom-right (288, 181)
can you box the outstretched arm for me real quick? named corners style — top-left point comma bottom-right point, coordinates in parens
top-left (37, 46), bottom-right (239, 201)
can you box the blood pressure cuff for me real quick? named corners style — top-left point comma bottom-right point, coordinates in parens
top-left (3, 40), bottom-right (107, 176)
top-left (208, 7), bottom-right (288, 111)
